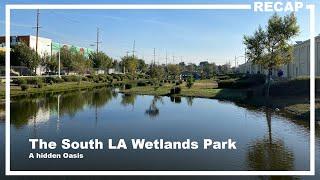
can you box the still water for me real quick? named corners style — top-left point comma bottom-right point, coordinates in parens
top-left (0, 87), bottom-right (319, 174)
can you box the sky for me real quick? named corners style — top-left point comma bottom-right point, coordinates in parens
top-left (0, 0), bottom-right (319, 66)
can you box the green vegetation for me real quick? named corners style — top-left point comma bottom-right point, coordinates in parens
top-left (11, 43), bottom-right (40, 74)
top-left (244, 13), bottom-right (299, 97)
top-left (218, 74), bottom-right (266, 89)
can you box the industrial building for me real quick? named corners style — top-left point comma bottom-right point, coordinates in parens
top-left (0, 35), bottom-right (94, 75)
top-left (238, 35), bottom-right (320, 78)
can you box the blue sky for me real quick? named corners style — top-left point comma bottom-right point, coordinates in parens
top-left (0, 0), bottom-right (319, 65)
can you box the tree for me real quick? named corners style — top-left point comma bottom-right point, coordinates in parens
top-left (202, 63), bottom-right (217, 78)
top-left (244, 13), bottom-right (299, 98)
top-left (121, 55), bottom-right (138, 74)
top-left (59, 47), bottom-right (73, 73)
top-left (148, 64), bottom-right (165, 80)
top-left (167, 64), bottom-right (180, 80)
top-left (89, 52), bottom-right (112, 71)
top-left (186, 76), bottom-right (194, 88)
top-left (46, 55), bottom-right (59, 73)
top-left (72, 52), bottom-right (89, 82)
top-left (0, 51), bottom-right (4, 66)
top-left (11, 43), bottom-right (40, 73)
top-left (137, 59), bottom-right (147, 73)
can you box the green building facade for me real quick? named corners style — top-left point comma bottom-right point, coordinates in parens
top-left (51, 42), bottom-right (94, 58)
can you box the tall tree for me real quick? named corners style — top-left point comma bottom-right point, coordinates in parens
top-left (244, 13), bottom-right (299, 98)
top-left (121, 55), bottom-right (138, 74)
top-left (11, 43), bottom-right (40, 73)
top-left (137, 59), bottom-right (147, 73)
top-left (167, 64), bottom-right (181, 80)
top-left (59, 47), bottom-right (73, 73)
top-left (89, 52), bottom-right (112, 71)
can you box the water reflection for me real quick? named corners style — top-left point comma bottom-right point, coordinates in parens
top-left (121, 94), bottom-right (136, 107)
top-left (145, 96), bottom-right (163, 119)
top-left (170, 96), bottom-right (181, 103)
top-left (10, 88), bottom-right (114, 128)
top-left (6, 87), bottom-right (317, 172)
top-left (247, 109), bottom-right (295, 170)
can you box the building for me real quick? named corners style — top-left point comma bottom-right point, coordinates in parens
top-left (0, 35), bottom-right (94, 75)
top-left (51, 42), bottom-right (94, 59)
top-left (238, 35), bottom-right (320, 78)
top-left (0, 35), bottom-right (52, 57)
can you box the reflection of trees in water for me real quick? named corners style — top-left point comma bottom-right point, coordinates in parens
top-left (10, 88), bottom-right (114, 127)
top-left (170, 96), bottom-right (181, 104)
top-left (186, 97), bottom-right (194, 106)
top-left (247, 108), bottom-right (294, 171)
top-left (121, 94), bottom-right (136, 107)
top-left (145, 96), bottom-right (163, 119)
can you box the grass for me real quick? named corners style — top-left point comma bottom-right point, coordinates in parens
top-left (0, 81), bottom-right (107, 98)
top-left (121, 80), bottom-right (247, 101)
top-left (0, 78), bottom-right (317, 121)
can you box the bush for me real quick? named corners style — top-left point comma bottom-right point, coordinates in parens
top-left (218, 74), bottom-right (266, 89)
top-left (44, 77), bottom-right (55, 83)
top-left (170, 86), bottom-right (181, 94)
top-left (62, 75), bottom-right (78, 82)
top-left (37, 83), bottom-right (44, 88)
top-left (137, 81), bottom-right (147, 86)
top-left (124, 84), bottom-right (132, 89)
top-left (55, 77), bottom-right (64, 83)
top-left (269, 77), bottom-right (317, 96)
top-left (20, 84), bottom-right (29, 91)
top-left (13, 78), bottom-right (27, 85)
top-left (27, 77), bottom-right (43, 85)
top-left (186, 76), bottom-right (194, 88)
top-left (82, 76), bottom-right (88, 81)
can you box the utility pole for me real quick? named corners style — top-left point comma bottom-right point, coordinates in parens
top-left (132, 40), bottom-right (136, 58)
top-left (126, 51), bottom-right (130, 57)
top-left (94, 27), bottom-right (102, 53)
top-left (34, 9), bottom-right (40, 55)
top-left (172, 55), bottom-right (175, 64)
top-left (165, 51), bottom-right (168, 66)
top-left (153, 48), bottom-right (156, 65)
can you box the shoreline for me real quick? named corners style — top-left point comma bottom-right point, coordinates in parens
top-left (0, 81), bottom-right (316, 121)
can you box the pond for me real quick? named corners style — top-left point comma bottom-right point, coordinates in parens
top-left (0, 87), bottom-right (319, 176)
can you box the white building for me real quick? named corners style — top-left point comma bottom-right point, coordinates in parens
top-left (238, 35), bottom-right (320, 78)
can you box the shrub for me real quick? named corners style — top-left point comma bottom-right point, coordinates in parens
top-left (218, 74), bottom-right (266, 89)
top-left (82, 76), bottom-right (88, 81)
top-left (13, 78), bottom-right (27, 85)
top-left (137, 81), bottom-right (147, 86)
top-left (269, 77), bottom-right (315, 96)
top-left (170, 86), bottom-right (181, 94)
top-left (124, 84), bottom-right (132, 89)
top-left (44, 77), bottom-right (55, 83)
top-left (186, 76), bottom-right (194, 88)
top-left (27, 77), bottom-right (43, 85)
top-left (37, 83), bottom-right (44, 88)
top-left (20, 84), bottom-right (29, 91)
top-left (55, 77), bottom-right (64, 83)
top-left (62, 75), bottom-right (78, 82)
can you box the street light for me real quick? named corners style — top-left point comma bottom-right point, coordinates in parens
top-left (234, 55), bottom-right (245, 68)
